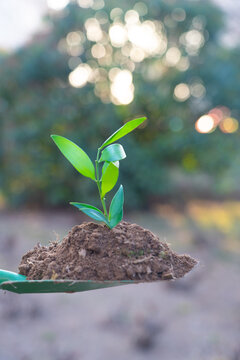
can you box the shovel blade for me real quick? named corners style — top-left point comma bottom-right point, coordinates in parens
top-left (0, 279), bottom-right (134, 294)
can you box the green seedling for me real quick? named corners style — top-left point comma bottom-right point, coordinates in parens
top-left (51, 117), bottom-right (146, 229)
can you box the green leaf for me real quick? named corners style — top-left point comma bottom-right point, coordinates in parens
top-left (101, 161), bottom-right (109, 177)
top-left (101, 161), bottom-right (119, 177)
top-left (101, 161), bottom-right (119, 197)
top-left (51, 135), bottom-right (95, 180)
top-left (70, 202), bottom-right (110, 226)
top-left (100, 117), bottom-right (147, 149)
top-left (109, 185), bottom-right (124, 229)
top-left (99, 144), bottom-right (126, 163)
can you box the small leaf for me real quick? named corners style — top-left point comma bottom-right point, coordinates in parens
top-left (101, 161), bottom-right (119, 178)
top-left (101, 161), bottom-right (119, 197)
top-left (100, 117), bottom-right (147, 149)
top-left (70, 202), bottom-right (110, 226)
top-left (109, 185), bottom-right (124, 229)
top-left (99, 144), bottom-right (126, 163)
top-left (51, 135), bottom-right (95, 180)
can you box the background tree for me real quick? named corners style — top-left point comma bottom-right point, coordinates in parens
top-left (0, 0), bottom-right (239, 210)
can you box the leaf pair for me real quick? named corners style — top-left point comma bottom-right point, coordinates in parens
top-left (71, 185), bottom-right (124, 229)
top-left (51, 116), bottom-right (146, 180)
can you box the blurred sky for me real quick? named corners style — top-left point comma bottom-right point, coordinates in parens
top-left (0, 0), bottom-right (46, 50)
top-left (0, 0), bottom-right (239, 51)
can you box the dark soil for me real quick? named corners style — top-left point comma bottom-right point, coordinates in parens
top-left (18, 221), bottom-right (197, 281)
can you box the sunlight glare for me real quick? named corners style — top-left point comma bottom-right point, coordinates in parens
top-left (110, 70), bottom-right (134, 105)
top-left (109, 24), bottom-right (127, 47)
top-left (127, 21), bottom-right (164, 56)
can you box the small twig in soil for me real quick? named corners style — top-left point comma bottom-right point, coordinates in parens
top-left (132, 256), bottom-right (153, 264)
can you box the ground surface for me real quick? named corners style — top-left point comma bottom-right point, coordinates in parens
top-left (0, 203), bottom-right (240, 360)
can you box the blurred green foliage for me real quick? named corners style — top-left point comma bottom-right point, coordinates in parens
top-left (0, 0), bottom-right (240, 210)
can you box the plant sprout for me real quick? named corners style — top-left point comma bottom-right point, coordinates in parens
top-left (51, 117), bottom-right (146, 229)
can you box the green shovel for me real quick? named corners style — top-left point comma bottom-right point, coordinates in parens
top-left (0, 269), bottom-right (134, 294)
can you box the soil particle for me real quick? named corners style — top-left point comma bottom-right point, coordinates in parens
top-left (18, 221), bottom-right (197, 281)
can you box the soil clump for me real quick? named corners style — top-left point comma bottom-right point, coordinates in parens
top-left (19, 221), bottom-right (197, 281)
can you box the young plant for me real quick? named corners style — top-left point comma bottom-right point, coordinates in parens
top-left (51, 117), bottom-right (146, 229)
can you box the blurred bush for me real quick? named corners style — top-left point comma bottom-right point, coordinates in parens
top-left (0, 0), bottom-right (240, 210)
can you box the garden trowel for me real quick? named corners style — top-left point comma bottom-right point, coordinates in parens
top-left (0, 269), bottom-right (133, 294)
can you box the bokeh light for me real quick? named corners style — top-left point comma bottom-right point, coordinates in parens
top-left (91, 43), bottom-right (106, 59)
top-left (66, 31), bottom-right (84, 56)
top-left (110, 69), bottom-right (134, 105)
top-left (68, 64), bottom-right (92, 88)
top-left (85, 18), bottom-right (102, 42)
top-left (190, 82), bottom-right (206, 98)
top-left (176, 57), bottom-right (189, 71)
top-left (66, 32), bottom-right (82, 46)
top-left (133, 2), bottom-right (148, 16)
top-left (77, 0), bottom-right (93, 8)
top-left (68, 56), bottom-right (82, 69)
top-left (56, 0), bottom-right (237, 114)
top-left (165, 47), bottom-right (181, 66)
top-left (185, 30), bottom-right (204, 48)
top-left (195, 115), bottom-right (215, 133)
top-left (61, 3), bottom-right (175, 105)
top-left (172, 8), bottom-right (186, 22)
top-left (110, 8), bottom-right (123, 20)
top-left (169, 117), bottom-right (183, 132)
top-left (125, 10), bottom-right (139, 25)
top-left (109, 24), bottom-right (127, 47)
top-left (174, 83), bottom-right (190, 101)
top-left (180, 29), bottom-right (205, 55)
top-left (195, 106), bottom-right (239, 134)
top-left (92, 0), bottom-right (105, 11)
top-left (219, 117), bottom-right (239, 133)
top-left (208, 107), bottom-right (225, 125)
top-left (130, 47), bottom-right (145, 62)
top-left (127, 21), bottom-right (166, 57)
top-left (47, 0), bottom-right (69, 11)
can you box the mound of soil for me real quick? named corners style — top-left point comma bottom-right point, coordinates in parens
top-left (18, 221), bottom-right (197, 281)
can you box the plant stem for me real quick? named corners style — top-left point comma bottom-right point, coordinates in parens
top-left (95, 149), bottom-right (108, 218)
